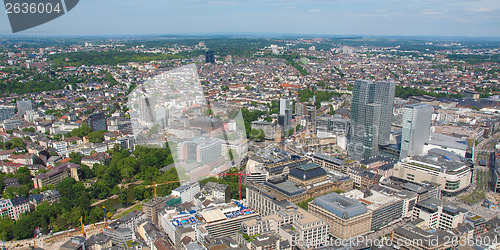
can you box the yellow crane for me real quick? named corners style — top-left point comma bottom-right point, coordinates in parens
top-left (145, 180), bottom-right (181, 197)
top-left (79, 216), bottom-right (86, 237)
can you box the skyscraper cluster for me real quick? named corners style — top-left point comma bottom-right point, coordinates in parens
top-left (278, 98), bottom-right (292, 132)
top-left (348, 80), bottom-right (395, 160)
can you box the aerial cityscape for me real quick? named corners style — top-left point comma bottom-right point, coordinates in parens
top-left (0, 1), bottom-right (500, 250)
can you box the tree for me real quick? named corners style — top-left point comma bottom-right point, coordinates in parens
top-left (0, 215), bottom-right (15, 240)
top-left (8, 138), bottom-right (25, 149)
top-left (249, 129), bottom-right (265, 141)
top-left (15, 167), bottom-right (32, 186)
top-left (69, 152), bottom-right (83, 164)
top-left (56, 177), bottom-right (77, 198)
top-left (70, 124), bottom-right (91, 138)
top-left (134, 186), bottom-right (146, 201)
top-left (88, 131), bottom-right (105, 143)
top-left (119, 189), bottom-right (129, 206)
top-left (80, 165), bottom-right (94, 180)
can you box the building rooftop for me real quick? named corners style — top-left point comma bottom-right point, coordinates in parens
top-left (343, 189), bottom-right (401, 211)
top-left (393, 219), bottom-right (454, 247)
top-left (425, 132), bottom-right (469, 151)
top-left (313, 193), bottom-right (368, 219)
top-left (416, 198), bottom-right (467, 215)
top-left (313, 153), bottom-right (345, 166)
top-left (289, 163), bottom-right (326, 181)
top-left (408, 153), bottom-right (468, 173)
top-left (264, 180), bottom-right (305, 197)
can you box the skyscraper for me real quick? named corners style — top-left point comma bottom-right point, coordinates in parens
top-left (399, 103), bottom-right (433, 159)
top-left (348, 80), bottom-right (395, 160)
top-left (87, 113), bottom-right (107, 132)
top-left (279, 98), bottom-right (292, 132)
top-left (16, 99), bottom-right (32, 115)
top-left (139, 96), bottom-right (156, 123)
top-left (205, 50), bottom-right (215, 64)
top-left (374, 81), bottom-right (395, 146)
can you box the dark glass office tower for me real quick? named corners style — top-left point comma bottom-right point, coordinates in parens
top-left (205, 50), bottom-right (215, 64)
top-left (348, 80), bottom-right (395, 160)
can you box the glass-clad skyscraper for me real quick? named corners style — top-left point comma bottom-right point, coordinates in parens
top-left (348, 80), bottom-right (395, 160)
top-left (400, 103), bottom-right (433, 159)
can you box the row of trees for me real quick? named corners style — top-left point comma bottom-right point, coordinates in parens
top-left (395, 85), bottom-right (464, 99)
top-left (49, 51), bottom-right (184, 67)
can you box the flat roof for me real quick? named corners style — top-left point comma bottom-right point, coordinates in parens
top-left (264, 180), bottom-right (305, 197)
top-left (425, 132), bottom-right (469, 151)
top-left (200, 209), bottom-right (226, 223)
top-left (313, 193), bottom-right (367, 219)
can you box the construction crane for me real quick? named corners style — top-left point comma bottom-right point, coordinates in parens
top-left (79, 216), bottom-right (86, 237)
top-left (217, 172), bottom-right (250, 201)
top-left (145, 180), bottom-right (181, 197)
top-left (103, 206), bottom-right (108, 228)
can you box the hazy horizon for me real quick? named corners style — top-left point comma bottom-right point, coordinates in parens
top-left (1, 0), bottom-right (499, 37)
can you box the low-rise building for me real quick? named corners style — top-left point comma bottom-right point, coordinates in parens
top-left (0, 196), bottom-right (30, 220)
top-left (33, 162), bottom-right (80, 189)
top-left (312, 153), bottom-right (348, 174)
top-left (392, 218), bottom-right (456, 250)
top-left (343, 189), bottom-right (405, 231)
top-left (412, 198), bottom-right (466, 230)
top-left (309, 193), bottom-right (372, 240)
top-left (171, 181), bottom-right (200, 203)
top-left (394, 151), bottom-right (472, 196)
top-left (348, 167), bottom-right (383, 188)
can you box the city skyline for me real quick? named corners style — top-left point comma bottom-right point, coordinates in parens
top-left (0, 0), bottom-right (499, 37)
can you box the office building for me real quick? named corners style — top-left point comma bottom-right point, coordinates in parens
top-left (245, 186), bottom-right (329, 248)
top-left (412, 198), bottom-right (466, 230)
top-left (206, 50), bottom-right (215, 64)
top-left (279, 98), bottom-right (292, 132)
top-left (379, 177), bottom-right (441, 203)
top-left (392, 218), bottom-right (456, 250)
top-left (423, 132), bottom-right (471, 158)
top-left (493, 157), bottom-right (500, 193)
top-left (202, 182), bottom-right (231, 203)
top-left (103, 227), bottom-right (134, 248)
top-left (0, 106), bottom-right (14, 122)
top-left (1, 119), bottom-right (22, 132)
top-left (178, 137), bottom-right (222, 165)
top-left (33, 163), bottom-right (80, 189)
top-left (400, 103), bottom-right (433, 159)
top-left (295, 102), bottom-right (307, 117)
top-left (464, 213), bottom-right (488, 238)
top-left (312, 153), bottom-right (347, 174)
top-left (348, 80), bottom-right (395, 160)
top-left (394, 150), bottom-right (472, 196)
top-left (198, 207), bottom-right (259, 240)
top-left (143, 196), bottom-right (168, 226)
top-left (343, 189), bottom-right (404, 231)
top-left (198, 138), bottom-right (222, 165)
top-left (348, 167), bottom-right (383, 188)
top-left (87, 113), bottom-right (107, 132)
top-left (85, 233), bottom-right (112, 249)
top-left (316, 115), bottom-right (350, 135)
top-left (0, 196), bottom-right (30, 220)
top-left (171, 181), bottom-right (200, 203)
top-left (16, 99), bottom-right (32, 115)
top-left (309, 193), bottom-right (372, 239)
top-left (138, 96), bottom-right (156, 123)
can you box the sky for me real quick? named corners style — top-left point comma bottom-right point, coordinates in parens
top-left (1, 0), bottom-right (499, 37)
